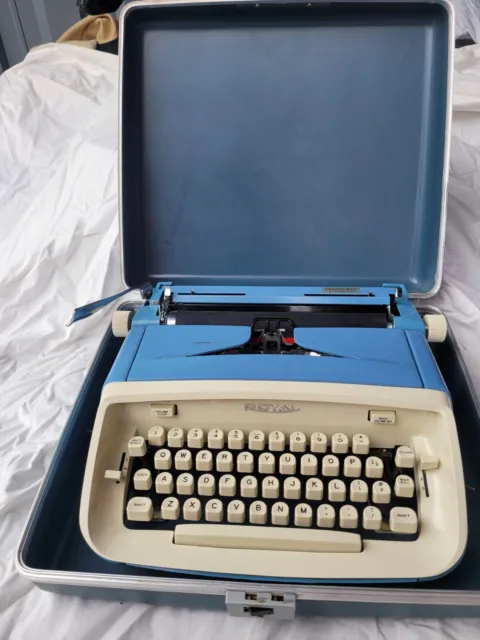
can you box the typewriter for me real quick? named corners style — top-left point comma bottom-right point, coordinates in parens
top-left (79, 0), bottom-right (467, 583)
top-left (79, 283), bottom-right (467, 583)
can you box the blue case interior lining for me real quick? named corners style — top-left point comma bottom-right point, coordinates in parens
top-left (120, 2), bottom-right (449, 293)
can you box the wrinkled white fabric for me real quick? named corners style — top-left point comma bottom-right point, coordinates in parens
top-left (453, 0), bottom-right (480, 41)
top-left (432, 44), bottom-right (480, 393)
top-left (1, 42), bottom-right (480, 639)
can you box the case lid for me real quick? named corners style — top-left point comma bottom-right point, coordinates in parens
top-left (120, 1), bottom-right (452, 295)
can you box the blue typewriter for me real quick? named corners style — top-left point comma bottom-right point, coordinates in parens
top-left (79, 0), bottom-right (467, 583)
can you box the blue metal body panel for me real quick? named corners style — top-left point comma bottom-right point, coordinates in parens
top-left (110, 282), bottom-right (446, 394)
top-left (125, 348), bottom-right (423, 388)
top-left (107, 318), bottom-right (446, 394)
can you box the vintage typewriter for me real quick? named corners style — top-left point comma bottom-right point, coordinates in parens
top-left (79, 283), bottom-right (467, 583)
top-left (78, 0), bottom-right (467, 582)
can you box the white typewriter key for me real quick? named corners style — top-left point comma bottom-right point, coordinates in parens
top-left (250, 501), bottom-right (268, 525)
top-left (205, 499), bottom-right (223, 522)
top-left (269, 430), bottom-right (285, 452)
top-left (283, 477), bottom-right (301, 500)
top-left (394, 474), bottom-right (415, 498)
top-left (241, 475), bottom-right (258, 498)
top-left (258, 452), bottom-right (275, 474)
top-left (310, 432), bottom-right (327, 453)
top-left (237, 451), bottom-right (254, 473)
top-left (395, 446), bottom-right (415, 469)
top-left (155, 472), bottom-right (174, 494)
top-left (161, 497), bottom-right (180, 520)
top-left (363, 506), bottom-right (382, 531)
top-left (339, 505), bottom-right (358, 529)
top-left (228, 429), bottom-right (244, 450)
top-left (262, 476), bottom-right (280, 499)
top-left (328, 479), bottom-right (347, 502)
top-left (300, 454), bottom-right (318, 476)
top-left (219, 474), bottom-right (236, 497)
top-left (350, 479), bottom-right (369, 502)
top-left (365, 456), bottom-right (384, 478)
top-left (175, 449), bottom-right (192, 471)
top-left (148, 426), bottom-right (165, 447)
top-left (344, 455), bottom-right (362, 478)
top-left (183, 497), bottom-right (201, 521)
top-left (196, 450), bottom-right (213, 472)
top-left (154, 448), bottom-right (172, 470)
top-left (177, 473), bottom-right (194, 495)
top-left (322, 454), bottom-right (340, 477)
top-left (372, 481), bottom-right (391, 504)
top-left (167, 428), bottom-right (184, 448)
top-left (306, 478), bottom-right (324, 500)
top-left (317, 504), bottom-right (335, 528)
top-left (126, 497), bottom-right (153, 522)
top-left (389, 507), bottom-right (418, 534)
top-left (128, 436), bottom-right (146, 457)
top-left (216, 451), bottom-right (234, 472)
top-left (249, 430), bottom-right (265, 451)
top-left (198, 473), bottom-right (216, 496)
top-left (133, 468), bottom-right (152, 491)
top-left (294, 503), bottom-right (313, 527)
top-left (187, 428), bottom-right (204, 449)
top-left (208, 429), bottom-right (224, 449)
top-left (290, 431), bottom-right (307, 453)
top-left (279, 453), bottom-right (296, 475)
top-left (331, 433), bottom-right (349, 454)
top-left (271, 502), bottom-right (289, 526)
top-left (227, 500), bottom-right (246, 524)
top-left (352, 433), bottom-right (370, 455)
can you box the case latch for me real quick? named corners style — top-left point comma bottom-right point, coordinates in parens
top-left (225, 591), bottom-right (296, 619)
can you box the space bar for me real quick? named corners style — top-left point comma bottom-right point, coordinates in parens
top-left (174, 525), bottom-right (362, 552)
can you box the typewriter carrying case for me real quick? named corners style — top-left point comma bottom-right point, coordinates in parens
top-left (19, 0), bottom-right (480, 618)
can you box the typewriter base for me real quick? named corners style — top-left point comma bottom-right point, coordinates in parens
top-left (17, 309), bottom-right (480, 617)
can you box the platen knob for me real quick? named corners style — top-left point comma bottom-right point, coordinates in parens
top-left (112, 310), bottom-right (133, 337)
top-left (424, 314), bottom-right (447, 343)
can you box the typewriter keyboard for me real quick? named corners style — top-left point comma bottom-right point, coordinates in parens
top-left (123, 429), bottom-right (419, 541)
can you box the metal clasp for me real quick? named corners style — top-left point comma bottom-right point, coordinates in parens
top-left (225, 591), bottom-right (296, 619)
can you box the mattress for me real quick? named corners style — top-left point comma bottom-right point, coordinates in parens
top-left (1, 41), bottom-right (480, 639)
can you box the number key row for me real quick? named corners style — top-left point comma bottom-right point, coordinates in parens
top-left (139, 429), bottom-right (371, 454)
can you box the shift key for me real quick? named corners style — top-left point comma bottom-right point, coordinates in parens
top-left (389, 507), bottom-right (418, 534)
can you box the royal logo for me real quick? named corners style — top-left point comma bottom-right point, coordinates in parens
top-left (244, 403), bottom-right (300, 414)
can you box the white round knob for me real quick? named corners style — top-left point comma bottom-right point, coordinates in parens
top-left (424, 314), bottom-right (447, 343)
top-left (112, 310), bottom-right (132, 337)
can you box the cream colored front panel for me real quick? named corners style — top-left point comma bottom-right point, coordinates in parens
top-left (79, 380), bottom-right (467, 581)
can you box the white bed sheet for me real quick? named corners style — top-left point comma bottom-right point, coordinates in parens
top-left (1, 42), bottom-right (480, 640)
